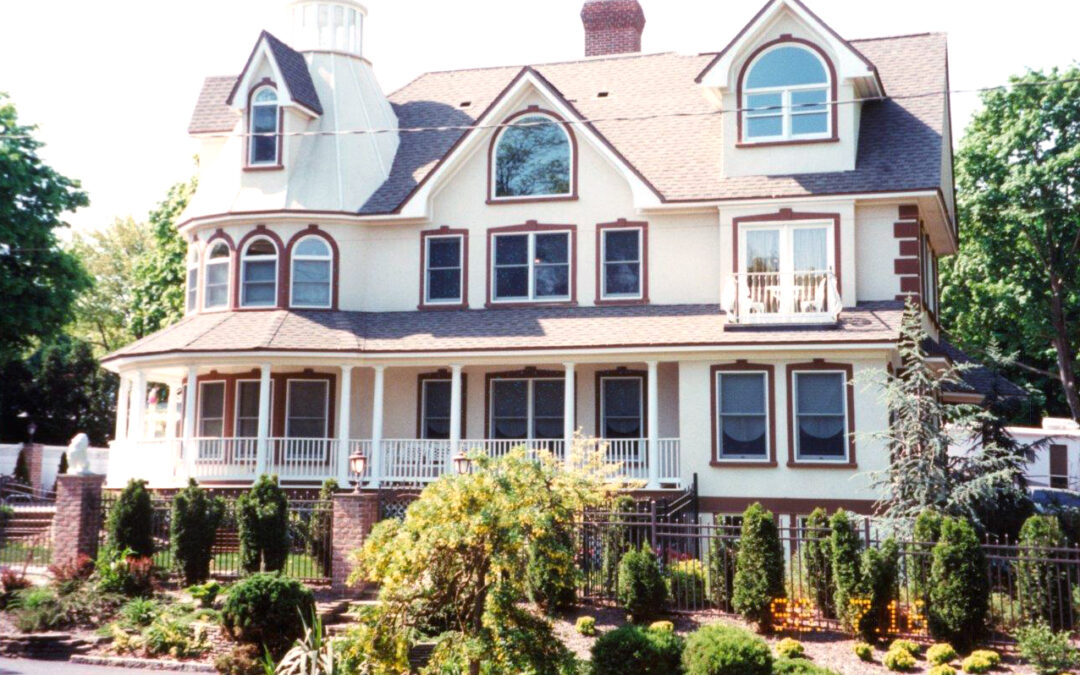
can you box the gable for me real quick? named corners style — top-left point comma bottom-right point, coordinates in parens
top-left (225, 31), bottom-right (323, 117)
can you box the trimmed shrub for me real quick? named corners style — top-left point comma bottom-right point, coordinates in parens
top-left (649, 620), bottom-right (674, 633)
top-left (57, 452), bottom-right (68, 476)
top-left (888, 639), bottom-right (920, 656)
top-left (107, 479), bottom-right (154, 557)
top-left (236, 475), bottom-right (290, 574)
top-left (926, 643), bottom-right (957, 666)
top-left (575, 615), bottom-right (596, 636)
top-left (853, 641), bottom-right (873, 661)
top-left (829, 510), bottom-right (862, 633)
top-left (306, 478), bottom-right (336, 560)
top-left (801, 507), bottom-right (833, 617)
top-left (214, 644), bottom-right (266, 675)
top-left (776, 637), bottom-right (804, 659)
top-left (526, 517), bottom-right (577, 613)
top-left (969, 649), bottom-right (999, 667)
top-left (960, 655), bottom-right (992, 674)
top-left (681, 624), bottom-right (772, 675)
top-left (616, 543), bottom-right (667, 622)
top-left (732, 503), bottom-right (784, 630)
top-left (590, 623), bottom-right (684, 675)
top-left (220, 573), bottom-right (315, 657)
top-left (1016, 622), bottom-right (1080, 675)
top-left (171, 480), bottom-right (225, 585)
top-left (187, 580), bottom-right (222, 608)
top-left (1018, 514), bottom-right (1070, 629)
top-left (708, 520), bottom-right (738, 610)
top-left (859, 538), bottom-right (899, 641)
top-left (929, 666), bottom-right (957, 675)
top-left (911, 509), bottom-right (943, 607)
top-left (883, 648), bottom-right (917, 671)
top-left (772, 659), bottom-right (840, 675)
top-left (928, 517), bottom-right (988, 650)
top-left (668, 558), bottom-right (707, 606)
top-left (601, 495), bottom-right (637, 594)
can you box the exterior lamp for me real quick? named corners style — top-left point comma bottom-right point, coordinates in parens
top-left (27, 421), bottom-right (37, 443)
top-left (452, 451), bottom-right (472, 476)
top-left (348, 451), bottom-right (368, 494)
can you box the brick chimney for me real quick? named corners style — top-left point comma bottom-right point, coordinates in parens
top-left (581, 0), bottom-right (646, 57)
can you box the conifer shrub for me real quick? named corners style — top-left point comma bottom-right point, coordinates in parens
top-left (959, 654), bottom-right (992, 674)
top-left (772, 659), bottom-right (840, 675)
top-left (171, 479), bottom-right (225, 585)
top-left (616, 543), bottom-right (667, 622)
top-left (926, 643), bottom-right (957, 666)
top-left (776, 637), bottom-right (805, 659)
top-left (801, 507), bottom-right (833, 617)
top-left (928, 517), bottom-right (988, 650)
top-left (107, 479), bottom-right (154, 557)
top-left (1017, 514), bottom-right (1070, 629)
top-left (575, 615), bottom-right (596, 636)
top-left (220, 573), bottom-right (314, 657)
top-left (681, 623), bottom-right (772, 675)
top-left (888, 639), bottom-right (920, 656)
top-left (708, 519), bottom-right (738, 610)
top-left (649, 620), bottom-right (674, 633)
top-left (829, 510), bottom-right (862, 632)
top-left (1016, 622), bottom-right (1080, 675)
top-left (859, 538), bottom-right (900, 641)
top-left (969, 649), bottom-right (999, 667)
top-left (306, 478), bottom-right (336, 564)
top-left (853, 641), bottom-right (873, 661)
top-left (731, 503), bottom-right (784, 630)
top-left (668, 558), bottom-right (707, 606)
top-left (929, 666), bottom-right (957, 675)
top-left (236, 475), bottom-right (290, 574)
top-left (911, 509), bottom-right (943, 606)
top-left (600, 495), bottom-right (637, 595)
top-left (590, 623), bottom-right (684, 675)
top-left (883, 647), bottom-right (917, 671)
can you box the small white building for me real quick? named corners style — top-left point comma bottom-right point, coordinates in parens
top-left (1009, 418), bottom-right (1080, 491)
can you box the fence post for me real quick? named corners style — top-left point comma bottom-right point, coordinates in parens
top-left (331, 490), bottom-right (379, 597)
top-left (649, 499), bottom-right (658, 554)
top-left (51, 473), bottom-right (106, 567)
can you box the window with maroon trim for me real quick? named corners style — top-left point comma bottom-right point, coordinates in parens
top-left (792, 370), bottom-right (848, 462)
top-left (715, 370), bottom-right (770, 461)
top-left (186, 247), bottom-right (199, 314)
top-left (241, 237), bottom-right (279, 308)
top-left (424, 234), bottom-right (465, 305)
top-left (492, 230), bottom-right (572, 302)
top-left (599, 376), bottom-right (644, 440)
top-left (921, 234), bottom-right (938, 316)
top-left (491, 113), bottom-right (572, 200)
top-left (600, 227), bottom-right (644, 301)
top-left (204, 243), bottom-right (231, 310)
top-left (249, 86), bottom-right (280, 166)
top-left (198, 381), bottom-right (226, 449)
top-left (290, 236), bottom-right (333, 309)
top-left (742, 44), bottom-right (831, 142)
top-left (489, 377), bottom-right (564, 441)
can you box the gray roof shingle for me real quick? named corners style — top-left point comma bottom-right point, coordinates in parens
top-left (924, 336), bottom-right (1028, 399)
top-left (188, 76), bottom-right (240, 134)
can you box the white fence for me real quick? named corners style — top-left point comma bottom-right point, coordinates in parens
top-left (0, 443), bottom-right (109, 490)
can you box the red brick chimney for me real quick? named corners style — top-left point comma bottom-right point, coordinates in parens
top-left (581, 0), bottom-right (646, 57)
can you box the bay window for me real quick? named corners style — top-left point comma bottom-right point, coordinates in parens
top-left (290, 236), bottom-right (332, 308)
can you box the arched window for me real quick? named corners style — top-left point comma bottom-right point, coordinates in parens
top-left (203, 243), bottom-right (231, 310)
top-left (742, 44), bottom-right (830, 141)
top-left (186, 247), bottom-right (200, 313)
top-left (249, 86), bottom-right (280, 166)
top-left (492, 113), bottom-right (572, 199)
top-left (290, 236), bottom-right (333, 308)
top-left (241, 238), bottom-right (279, 307)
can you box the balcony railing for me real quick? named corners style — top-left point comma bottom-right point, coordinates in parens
top-left (721, 270), bottom-right (842, 325)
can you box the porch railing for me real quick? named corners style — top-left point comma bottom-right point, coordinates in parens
top-left (721, 270), bottom-right (842, 325)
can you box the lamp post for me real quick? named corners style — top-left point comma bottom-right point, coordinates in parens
top-left (348, 450), bottom-right (368, 494)
top-left (27, 421), bottom-right (36, 444)
top-left (452, 451), bottom-right (472, 476)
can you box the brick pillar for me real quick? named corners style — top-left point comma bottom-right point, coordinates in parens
top-left (51, 474), bottom-right (106, 567)
top-left (21, 443), bottom-right (43, 491)
top-left (331, 491), bottom-right (379, 597)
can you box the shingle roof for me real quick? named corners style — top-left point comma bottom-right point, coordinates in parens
top-left (924, 337), bottom-right (1028, 399)
top-left (188, 76), bottom-right (239, 134)
top-left (103, 303), bottom-right (905, 362)
top-left (262, 32), bottom-right (323, 115)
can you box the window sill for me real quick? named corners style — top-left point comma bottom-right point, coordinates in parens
top-left (485, 300), bottom-right (577, 309)
top-left (595, 296), bottom-right (648, 307)
top-left (735, 136), bottom-right (839, 149)
top-left (710, 460), bottom-right (778, 468)
top-left (786, 460), bottom-right (857, 470)
top-left (418, 302), bottom-right (469, 311)
top-left (243, 164), bottom-right (285, 172)
top-left (486, 194), bottom-right (578, 206)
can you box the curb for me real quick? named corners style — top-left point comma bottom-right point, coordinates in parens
top-left (70, 655), bottom-right (216, 672)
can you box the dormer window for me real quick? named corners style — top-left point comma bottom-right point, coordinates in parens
top-left (742, 43), bottom-right (831, 142)
top-left (249, 86), bottom-right (280, 166)
top-left (241, 238), bottom-right (279, 307)
top-left (491, 112), bottom-right (573, 200)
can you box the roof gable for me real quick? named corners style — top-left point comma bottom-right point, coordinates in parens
top-left (225, 31), bottom-right (323, 116)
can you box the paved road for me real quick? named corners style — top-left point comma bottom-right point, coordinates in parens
top-left (0, 658), bottom-right (164, 674)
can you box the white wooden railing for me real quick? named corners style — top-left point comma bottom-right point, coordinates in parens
top-left (721, 270), bottom-right (842, 325)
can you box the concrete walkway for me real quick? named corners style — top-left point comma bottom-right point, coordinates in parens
top-left (0, 658), bottom-right (163, 674)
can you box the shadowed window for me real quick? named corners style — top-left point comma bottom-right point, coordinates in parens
top-left (490, 378), bottom-right (564, 440)
top-left (601, 377), bottom-right (643, 439)
top-left (602, 229), bottom-right (642, 298)
top-left (716, 372), bottom-right (768, 459)
top-left (493, 115), bottom-right (571, 198)
top-left (794, 371), bottom-right (847, 460)
top-left (203, 243), bottom-right (230, 310)
top-left (493, 231), bottom-right (570, 302)
top-left (249, 86), bottom-right (279, 165)
top-left (425, 235), bottom-right (463, 304)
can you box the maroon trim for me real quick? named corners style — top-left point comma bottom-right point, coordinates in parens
top-left (785, 360), bottom-right (856, 468)
top-left (418, 226), bottom-right (470, 310)
top-left (201, 231), bottom-right (237, 312)
top-left (416, 370), bottom-right (468, 439)
top-left (595, 220), bottom-right (649, 306)
top-left (731, 209), bottom-right (843, 291)
top-left (243, 79), bottom-right (285, 172)
top-left (284, 225), bottom-right (340, 310)
top-left (485, 221), bottom-right (578, 308)
top-left (710, 361), bottom-right (778, 467)
top-left (893, 205), bottom-right (922, 305)
top-left (736, 36), bottom-right (839, 146)
top-left (487, 106), bottom-right (579, 205)
top-left (234, 225), bottom-right (287, 310)
top-left (484, 367), bottom-right (566, 438)
top-left (594, 368), bottom-right (648, 438)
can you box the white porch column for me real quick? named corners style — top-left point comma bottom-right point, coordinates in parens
top-left (182, 366), bottom-right (198, 479)
top-left (646, 361), bottom-right (660, 489)
top-left (449, 365), bottom-right (463, 464)
top-left (130, 371), bottom-right (148, 443)
top-left (255, 363), bottom-right (272, 476)
top-left (337, 365), bottom-right (354, 486)
top-left (114, 376), bottom-right (131, 443)
top-left (563, 363), bottom-right (575, 467)
top-left (370, 365), bottom-right (385, 488)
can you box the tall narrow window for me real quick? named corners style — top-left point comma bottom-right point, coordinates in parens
top-left (489, 378), bottom-right (564, 440)
top-left (198, 382), bottom-right (226, 437)
top-left (249, 86), bottom-right (280, 166)
top-left (241, 238), bottom-right (278, 307)
top-left (492, 231), bottom-right (571, 302)
top-left (186, 249), bottom-right (199, 313)
top-left (743, 44), bottom-right (830, 142)
top-left (600, 377), bottom-right (643, 439)
top-left (421, 380), bottom-right (452, 440)
top-left (424, 235), bottom-right (464, 305)
top-left (204, 243), bottom-right (230, 310)
top-left (290, 236), bottom-right (332, 308)
top-left (601, 228), bottom-right (643, 300)
top-left (234, 380), bottom-right (270, 438)
top-left (286, 380), bottom-right (329, 438)
top-left (793, 371), bottom-right (848, 460)
top-left (492, 114), bottom-right (572, 199)
top-left (715, 372), bottom-right (769, 460)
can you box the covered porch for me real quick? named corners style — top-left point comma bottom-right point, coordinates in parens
top-left (108, 359), bottom-right (683, 490)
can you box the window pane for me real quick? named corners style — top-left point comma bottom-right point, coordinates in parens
top-left (605, 263), bottom-right (640, 296)
top-left (719, 374), bottom-right (766, 415)
top-left (424, 381), bottom-right (451, 417)
top-left (533, 418), bottom-right (563, 440)
top-left (294, 282), bottom-right (330, 307)
top-left (494, 418), bottom-right (527, 439)
top-left (492, 380), bottom-right (527, 418)
top-left (747, 116), bottom-right (782, 138)
top-left (428, 238), bottom-right (461, 268)
top-left (745, 46), bottom-right (828, 89)
top-left (206, 284), bottom-right (228, 308)
top-left (245, 260), bottom-right (276, 282)
top-left (244, 283), bottom-right (276, 305)
top-left (206, 261), bottom-right (229, 290)
top-left (791, 113), bottom-right (828, 136)
top-left (532, 380), bottom-right (565, 417)
top-left (791, 88), bottom-right (827, 113)
top-left (237, 418), bottom-right (259, 438)
top-left (746, 92), bottom-right (783, 113)
top-left (798, 417), bottom-right (846, 457)
top-left (200, 419), bottom-right (224, 438)
top-left (199, 383), bottom-right (225, 436)
top-left (289, 419), bottom-right (326, 439)
top-left (294, 259), bottom-right (330, 283)
top-left (720, 416), bottom-right (767, 457)
top-left (745, 229), bottom-right (780, 273)
top-left (495, 235), bottom-right (527, 265)
top-left (535, 233), bottom-right (568, 264)
top-left (237, 381), bottom-right (261, 418)
top-left (796, 373), bottom-right (844, 414)
top-left (187, 268), bottom-right (198, 310)
top-left (604, 230), bottom-right (639, 263)
top-left (209, 244), bottom-right (229, 259)
top-left (606, 417), bottom-right (642, 439)
top-left (496, 267), bottom-right (528, 298)
top-left (603, 379), bottom-right (641, 418)
top-left (289, 381), bottom-right (328, 418)
top-left (252, 106), bottom-right (277, 133)
top-left (247, 239), bottom-right (276, 256)
top-left (428, 269), bottom-right (461, 301)
top-left (295, 238), bottom-right (329, 257)
top-left (534, 265), bottom-right (569, 298)
top-left (252, 134), bottom-right (276, 164)
top-left (792, 228), bottom-right (828, 272)
top-left (494, 116), bottom-right (571, 197)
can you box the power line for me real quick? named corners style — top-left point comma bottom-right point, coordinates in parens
top-left (2, 75), bottom-right (1080, 142)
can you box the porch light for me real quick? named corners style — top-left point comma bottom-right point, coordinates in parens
top-left (349, 451), bottom-right (368, 493)
top-left (452, 451), bottom-right (472, 476)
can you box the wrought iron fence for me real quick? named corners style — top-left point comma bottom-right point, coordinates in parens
top-left (0, 525), bottom-right (52, 569)
top-left (576, 510), bottom-right (1080, 643)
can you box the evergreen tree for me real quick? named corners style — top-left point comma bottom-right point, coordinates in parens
top-left (107, 479), bottom-right (154, 557)
top-left (928, 517), bottom-right (989, 650)
top-left (732, 503), bottom-right (785, 630)
top-left (236, 475), bottom-right (290, 573)
top-left (171, 479), bottom-right (226, 585)
top-left (829, 510), bottom-right (863, 633)
top-left (801, 507), bottom-right (833, 617)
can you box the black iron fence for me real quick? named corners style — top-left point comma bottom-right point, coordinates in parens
top-left (577, 510), bottom-right (1080, 643)
top-left (98, 495), bottom-right (333, 583)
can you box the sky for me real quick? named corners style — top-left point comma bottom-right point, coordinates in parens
top-left (2, 0), bottom-right (1079, 233)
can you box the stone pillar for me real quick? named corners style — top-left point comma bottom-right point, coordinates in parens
top-left (330, 491), bottom-right (380, 596)
top-left (51, 474), bottom-right (106, 567)
top-left (19, 443), bottom-right (44, 491)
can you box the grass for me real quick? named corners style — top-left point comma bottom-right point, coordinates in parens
top-left (0, 539), bottom-right (52, 566)
top-left (149, 549), bottom-right (325, 580)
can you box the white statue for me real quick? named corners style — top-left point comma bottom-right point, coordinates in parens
top-left (67, 433), bottom-right (92, 476)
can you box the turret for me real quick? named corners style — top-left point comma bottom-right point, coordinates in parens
top-left (287, 0), bottom-right (367, 57)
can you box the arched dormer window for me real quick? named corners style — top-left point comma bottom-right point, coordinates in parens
top-left (249, 86), bottom-right (280, 166)
top-left (204, 242), bottom-right (231, 310)
top-left (742, 43), bottom-right (831, 142)
top-left (290, 236), bottom-right (333, 308)
top-left (241, 238), bottom-right (279, 307)
top-left (186, 247), bottom-right (200, 313)
top-left (491, 112), bottom-right (573, 200)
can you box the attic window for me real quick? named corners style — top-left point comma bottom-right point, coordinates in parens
top-left (491, 112), bottom-right (573, 200)
top-left (248, 86), bottom-right (280, 166)
top-left (597, 91), bottom-right (610, 98)
top-left (742, 43), bottom-right (831, 143)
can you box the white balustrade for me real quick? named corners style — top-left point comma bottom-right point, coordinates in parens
top-left (721, 270), bottom-right (841, 325)
top-left (267, 438), bottom-right (341, 481)
top-left (380, 439), bottom-right (451, 484)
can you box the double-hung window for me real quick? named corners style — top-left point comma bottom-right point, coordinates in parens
top-left (600, 227), bottom-right (643, 300)
top-left (715, 371), bottom-right (769, 460)
top-left (197, 381), bottom-right (226, 460)
top-left (492, 230), bottom-right (571, 302)
top-left (290, 237), bottom-right (332, 308)
top-left (241, 238), bottom-right (278, 307)
top-left (600, 376), bottom-right (644, 439)
top-left (204, 243), bottom-right (230, 310)
top-left (743, 44), bottom-right (831, 142)
top-left (186, 249), bottom-right (199, 313)
top-left (424, 234), bottom-right (464, 305)
top-left (234, 380), bottom-right (270, 460)
top-left (249, 86), bottom-right (280, 166)
top-left (490, 378), bottom-right (564, 441)
top-left (421, 380), bottom-right (452, 440)
top-left (285, 380), bottom-right (329, 460)
top-left (792, 371), bottom-right (848, 461)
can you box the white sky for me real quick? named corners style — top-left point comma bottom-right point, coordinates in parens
top-left (2, 0), bottom-right (1078, 232)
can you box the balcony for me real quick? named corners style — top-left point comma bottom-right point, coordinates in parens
top-left (721, 270), bottom-right (842, 326)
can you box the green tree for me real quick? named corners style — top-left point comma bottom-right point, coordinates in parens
top-left (236, 474), bottom-right (290, 574)
top-left (858, 538), bottom-right (899, 642)
top-left (910, 509), bottom-right (943, 609)
top-left (1017, 514), bottom-right (1071, 629)
top-left (928, 517), bottom-right (988, 650)
top-left (940, 67), bottom-right (1080, 419)
top-left (801, 507), bottom-right (833, 617)
top-left (0, 93), bottom-right (89, 365)
top-left (129, 176), bottom-right (196, 337)
top-left (829, 510), bottom-right (863, 633)
top-left (107, 479), bottom-right (154, 557)
top-left (732, 503), bottom-right (785, 631)
top-left (171, 479), bottom-right (226, 585)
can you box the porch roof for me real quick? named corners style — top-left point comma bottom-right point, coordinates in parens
top-left (101, 302), bottom-right (905, 364)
